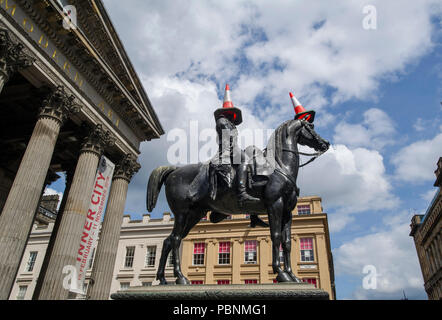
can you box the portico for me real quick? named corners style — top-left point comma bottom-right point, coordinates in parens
top-left (0, 0), bottom-right (163, 300)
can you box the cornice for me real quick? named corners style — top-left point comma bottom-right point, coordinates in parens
top-left (15, 0), bottom-right (161, 141)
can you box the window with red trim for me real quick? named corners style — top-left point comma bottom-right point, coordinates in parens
top-left (244, 279), bottom-right (258, 284)
top-left (303, 278), bottom-right (317, 288)
top-left (217, 280), bottom-right (230, 285)
top-left (191, 280), bottom-right (204, 285)
top-left (297, 205), bottom-right (311, 215)
top-left (193, 243), bottom-right (205, 265)
top-left (218, 242), bottom-right (231, 264)
top-left (300, 238), bottom-right (314, 262)
top-left (244, 240), bottom-right (257, 264)
top-left (279, 243), bottom-right (284, 263)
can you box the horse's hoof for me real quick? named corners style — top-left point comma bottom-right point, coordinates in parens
top-left (288, 272), bottom-right (302, 283)
top-left (175, 277), bottom-right (190, 285)
top-left (276, 272), bottom-right (292, 283)
top-left (157, 278), bottom-right (168, 285)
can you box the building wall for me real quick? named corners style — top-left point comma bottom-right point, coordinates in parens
top-left (410, 157), bottom-right (442, 300)
top-left (108, 213), bottom-right (177, 293)
top-left (9, 223), bottom-right (53, 300)
top-left (11, 196), bottom-right (335, 300)
top-left (181, 196), bottom-right (335, 299)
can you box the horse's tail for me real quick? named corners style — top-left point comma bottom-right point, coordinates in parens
top-left (147, 166), bottom-right (177, 212)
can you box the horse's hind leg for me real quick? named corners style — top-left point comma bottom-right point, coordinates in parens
top-left (156, 235), bottom-right (172, 284)
top-left (170, 208), bottom-right (206, 285)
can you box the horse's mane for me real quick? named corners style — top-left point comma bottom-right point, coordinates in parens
top-left (266, 119), bottom-right (296, 166)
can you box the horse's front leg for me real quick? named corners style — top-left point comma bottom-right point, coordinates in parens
top-left (267, 197), bottom-right (292, 282)
top-left (281, 208), bottom-right (302, 283)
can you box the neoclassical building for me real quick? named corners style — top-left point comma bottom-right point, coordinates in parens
top-left (410, 157), bottom-right (442, 300)
top-left (10, 196), bottom-right (335, 300)
top-left (0, 0), bottom-right (163, 300)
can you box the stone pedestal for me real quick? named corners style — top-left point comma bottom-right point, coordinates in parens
top-left (110, 283), bottom-right (329, 300)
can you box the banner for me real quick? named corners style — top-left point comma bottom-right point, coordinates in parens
top-left (70, 156), bottom-right (114, 294)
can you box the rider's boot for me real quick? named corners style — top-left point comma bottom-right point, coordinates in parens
top-left (249, 215), bottom-right (269, 228)
top-left (237, 164), bottom-right (260, 204)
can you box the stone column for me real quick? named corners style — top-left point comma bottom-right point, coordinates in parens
top-left (87, 154), bottom-right (140, 300)
top-left (32, 166), bottom-right (75, 300)
top-left (0, 86), bottom-right (77, 300)
top-left (36, 125), bottom-right (114, 300)
top-left (0, 28), bottom-right (34, 93)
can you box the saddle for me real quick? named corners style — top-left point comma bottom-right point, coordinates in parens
top-left (187, 145), bottom-right (277, 203)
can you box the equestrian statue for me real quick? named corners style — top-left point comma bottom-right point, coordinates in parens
top-left (147, 85), bottom-right (330, 285)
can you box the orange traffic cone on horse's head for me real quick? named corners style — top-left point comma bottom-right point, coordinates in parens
top-left (214, 83), bottom-right (243, 125)
top-left (289, 92), bottom-right (315, 123)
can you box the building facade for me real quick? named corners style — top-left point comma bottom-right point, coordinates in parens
top-left (10, 211), bottom-right (177, 300)
top-left (0, 0), bottom-right (163, 300)
top-left (11, 196), bottom-right (335, 300)
top-left (410, 157), bottom-right (442, 300)
top-left (181, 196), bottom-right (335, 299)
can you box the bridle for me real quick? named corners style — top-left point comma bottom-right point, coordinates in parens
top-left (282, 148), bottom-right (325, 167)
top-left (281, 120), bottom-right (327, 167)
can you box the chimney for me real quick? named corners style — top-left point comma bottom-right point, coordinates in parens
top-left (122, 215), bottom-right (131, 224)
top-left (40, 194), bottom-right (60, 213)
top-left (142, 213), bottom-right (151, 224)
top-left (162, 212), bottom-right (171, 223)
top-left (434, 157), bottom-right (442, 187)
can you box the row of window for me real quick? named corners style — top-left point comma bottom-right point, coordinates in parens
top-left (24, 248), bottom-right (96, 273)
top-left (201, 205), bottom-right (312, 221)
top-left (119, 278), bottom-right (317, 290)
top-left (121, 237), bottom-right (315, 269)
top-left (243, 205), bottom-right (311, 219)
top-left (192, 238), bottom-right (315, 266)
top-left (124, 246), bottom-right (173, 269)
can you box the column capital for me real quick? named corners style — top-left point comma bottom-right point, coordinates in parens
top-left (0, 27), bottom-right (35, 80)
top-left (113, 153), bottom-right (141, 182)
top-left (39, 86), bottom-right (81, 124)
top-left (80, 124), bottom-right (115, 156)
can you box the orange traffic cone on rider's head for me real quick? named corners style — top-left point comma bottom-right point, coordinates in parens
top-left (214, 83), bottom-right (243, 125)
top-left (289, 92), bottom-right (315, 123)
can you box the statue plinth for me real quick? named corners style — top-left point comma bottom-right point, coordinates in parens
top-left (110, 283), bottom-right (329, 300)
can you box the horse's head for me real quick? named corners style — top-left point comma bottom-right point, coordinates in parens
top-left (295, 119), bottom-right (330, 153)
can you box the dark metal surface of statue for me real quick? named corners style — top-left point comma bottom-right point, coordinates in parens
top-left (147, 88), bottom-right (330, 285)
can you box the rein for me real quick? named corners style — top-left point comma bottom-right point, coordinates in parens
top-left (282, 148), bottom-right (325, 167)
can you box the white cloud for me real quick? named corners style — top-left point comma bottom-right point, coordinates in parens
top-left (333, 108), bottom-right (396, 150)
top-left (334, 211), bottom-right (426, 299)
top-left (420, 189), bottom-right (438, 202)
top-left (298, 144), bottom-right (399, 232)
top-left (102, 0), bottom-right (439, 224)
top-left (104, 0), bottom-right (441, 123)
top-left (391, 132), bottom-right (442, 183)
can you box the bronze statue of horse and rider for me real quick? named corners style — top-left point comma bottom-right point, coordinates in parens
top-left (147, 85), bottom-right (330, 285)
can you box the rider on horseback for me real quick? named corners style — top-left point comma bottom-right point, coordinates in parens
top-left (188, 84), bottom-right (268, 227)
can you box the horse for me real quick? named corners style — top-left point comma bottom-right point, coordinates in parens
top-left (147, 118), bottom-right (330, 284)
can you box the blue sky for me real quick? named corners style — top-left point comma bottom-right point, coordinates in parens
top-left (47, 0), bottom-right (442, 299)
